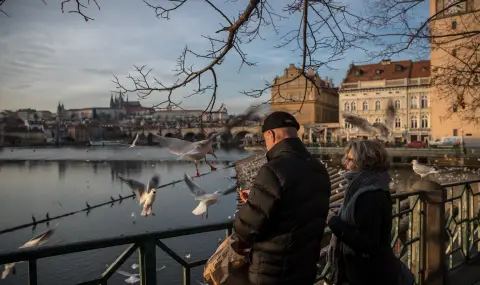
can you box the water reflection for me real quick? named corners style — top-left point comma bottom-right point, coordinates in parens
top-left (0, 148), bottom-right (478, 285)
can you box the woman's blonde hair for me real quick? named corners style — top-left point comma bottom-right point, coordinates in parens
top-left (342, 140), bottom-right (390, 171)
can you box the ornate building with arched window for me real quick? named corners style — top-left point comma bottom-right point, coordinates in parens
top-left (271, 64), bottom-right (340, 141)
top-left (339, 59), bottom-right (431, 142)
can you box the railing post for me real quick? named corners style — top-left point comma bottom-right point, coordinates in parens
top-left (139, 238), bottom-right (157, 285)
top-left (411, 181), bottom-right (446, 285)
top-left (28, 259), bottom-right (38, 285)
top-left (461, 183), bottom-right (472, 262)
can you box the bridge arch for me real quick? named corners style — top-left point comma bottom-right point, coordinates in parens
top-left (233, 131), bottom-right (252, 146)
top-left (183, 132), bottom-right (196, 142)
top-left (165, 133), bottom-right (175, 138)
top-left (194, 133), bottom-right (206, 141)
top-left (221, 132), bottom-right (233, 143)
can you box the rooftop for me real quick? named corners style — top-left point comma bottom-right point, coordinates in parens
top-left (343, 59), bottom-right (430, 83)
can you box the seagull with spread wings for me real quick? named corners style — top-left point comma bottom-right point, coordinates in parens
top-left (343, 99), bottom-right (397, 140)
top-left (154, 105), bottom-right (259, 177)
top-left (184, 174), bottom-right (223, 219)
top-left (2, 224), bottom-right (59, 279)
top-left (118, 174), bottom-right (160, 216)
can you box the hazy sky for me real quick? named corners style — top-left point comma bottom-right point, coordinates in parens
top-left (0, 0), bottom-right (428, 113)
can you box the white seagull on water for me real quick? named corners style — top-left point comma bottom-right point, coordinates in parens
top-left (118, 174), bottom-right (160, 216)
top-left (129, 133), bottom-right (139, 148)
top-left (2, 224), bottom-right (59, 279)
top-left (411, 160), bottom-right (439, 180)
top-left (184, 173), bottom-right (223, 219)
top-left (116, 270), bottom-right (140, 284)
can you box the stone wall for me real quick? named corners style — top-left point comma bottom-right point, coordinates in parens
top-left (4, 130), bottom-right (45, 145)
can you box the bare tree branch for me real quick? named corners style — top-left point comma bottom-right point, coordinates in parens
top-left (60, 0), bottom-right (100, 22)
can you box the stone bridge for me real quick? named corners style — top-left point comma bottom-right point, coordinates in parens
top-left (140, 125), bottom-right (262, 144)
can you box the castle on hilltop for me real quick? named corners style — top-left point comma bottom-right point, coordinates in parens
top-left (110, 93), bottom-right (141, 109)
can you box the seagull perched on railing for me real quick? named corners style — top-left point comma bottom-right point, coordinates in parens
top-left (2, 224), bottom-right (59, 279)
top-left (411, 160), bottom-right (439, 180)
top-left (154, 105), bottom-right (259, 177)
top-left (343, 99), bottom-right (396, 140)
top-left (184, 174), bottom-right (223, 219)
top-left (117, 174), bottom-right (160, 216)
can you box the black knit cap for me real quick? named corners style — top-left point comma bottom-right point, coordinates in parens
top-left (261, 111), bottom-right (300, 133)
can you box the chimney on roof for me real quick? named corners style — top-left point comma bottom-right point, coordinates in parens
top-left (381, 59), bottom-right (391, 65)
top-left (289, 63), bottom-right (295, 68)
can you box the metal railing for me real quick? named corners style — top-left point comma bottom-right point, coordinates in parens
top-left (0, 180), bottom-right (479, 285)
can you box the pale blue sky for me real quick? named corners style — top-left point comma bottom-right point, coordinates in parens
top-left (0, 0), bottom-right (429, 113)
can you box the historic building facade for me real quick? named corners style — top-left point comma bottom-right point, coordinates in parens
top-left (339, 59), bottom-right (431, 143)
top-left (270, 64), bottom-right (339, 140)
top-left (429, 0), bottom-right (480, 138)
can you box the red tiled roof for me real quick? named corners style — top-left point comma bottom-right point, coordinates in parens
top-left (410, 60), bottom-right (430, 78)
top-left (343, 60), bottom-right (430, 83)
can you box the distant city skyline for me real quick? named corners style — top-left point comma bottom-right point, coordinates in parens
top-left (0, 0), bottom-right (429, 113)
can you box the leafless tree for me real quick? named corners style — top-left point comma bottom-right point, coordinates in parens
top-left (2, 0), bottom-right (478, 123)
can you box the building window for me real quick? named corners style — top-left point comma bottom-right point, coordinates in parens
top-left (375, 101), bottom-right (381, 111)
top-left (421, 115), bottom-right (428, 128)
top-left (452, 49), bottom-right (457, 57)
top-left (453, 129), bottom-right (458, 136)
top-left (453, 77), bottom-right (457, 85)
top-left (395, 100), bottom-right (401, 109)
top-left (375, 118), bottom-right (382, 124)
top-left (395, 117), bottom-right (401, 128)
top-left (344, 122), bottom-right (351, 129)
top-left (344, 102), bottom-right (350, 111)
top-left (420, 95), bottom-right (428, 108)
top-left (410, 96), bottom-right (418, 108)
top-left (411, 116), bottom-right (418, 128)
top-left (452, 20), bottom-right (457, 29)
top-left (351, 102), bottom-right (356, 111)
top-left (362, 101), bottom-right (368, 111)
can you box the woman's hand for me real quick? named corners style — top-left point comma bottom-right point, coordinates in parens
top-left (239, 189), bottom-right (250, 203)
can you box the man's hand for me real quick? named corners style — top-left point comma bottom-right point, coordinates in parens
top-left (239, 189), bottom-right (250, 203)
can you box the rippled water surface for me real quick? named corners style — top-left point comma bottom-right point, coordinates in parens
top-left (0, 146), bottom-right (478, 284)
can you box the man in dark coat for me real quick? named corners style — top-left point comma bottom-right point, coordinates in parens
top-left (233, 111), bottom-right (332, 285)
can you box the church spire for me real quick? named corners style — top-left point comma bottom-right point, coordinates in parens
top-left (110, 94), bottom-right (114, 108)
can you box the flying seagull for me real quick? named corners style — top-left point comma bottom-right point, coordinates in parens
top-left (184, 173), bottom-right (223, 219)
top-left (154, 105), bottom-right (259, 177)
top-left (343, 98), bottom-right (397, 140)
top-left (118, 174), bottom-right (160, 216)
top-left (153, 135), bottom-right (219, 177)
top-left (129, 133), bottom-right (139, 148)
top-left (411, 160), bottom-right (439, 180)
top-left (2, 224), bottom-right (59, 279)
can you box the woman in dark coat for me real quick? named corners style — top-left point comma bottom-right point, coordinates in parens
top-left (326, 140), bottom-right (411, 285)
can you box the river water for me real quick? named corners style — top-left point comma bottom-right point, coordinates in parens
top-left (0, 146), bottom-right (479, 285)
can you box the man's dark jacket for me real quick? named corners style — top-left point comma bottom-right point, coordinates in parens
top-left (233, 138), bottom-right (332, 285)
